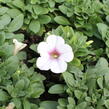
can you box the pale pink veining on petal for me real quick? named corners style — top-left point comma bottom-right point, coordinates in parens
top-left (36, 35), bottom-right (74, 73)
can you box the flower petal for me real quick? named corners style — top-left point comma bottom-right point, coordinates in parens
top-left (46, 35), bottom-right (65, 49)
top-left (36, 56), bottom-right (51, 70)
top-left (60, 52), bottom-right (74, 62)
top-left (50, 59), bottom-right (67, 73)
top-left (37, 42), bottom-right (49, 56)
top-left (57, 44), bottom-right (74, 62)
top-left (13, 39), bottom-right (27, 55)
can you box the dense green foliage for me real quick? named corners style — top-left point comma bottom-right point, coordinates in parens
top-left (0, 0), bottom-right (109, 109)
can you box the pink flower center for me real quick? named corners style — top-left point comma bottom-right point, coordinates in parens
top-left (49, 49), bottom-right (60, 59)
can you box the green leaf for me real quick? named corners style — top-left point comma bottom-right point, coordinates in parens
top-left (33, 5), bottom-right (48, 15)
top-left (96, 57), bottom-right (108, 68)
top-left (31, 104), bottom-right (38, 109)
top-left (0, 90), bottom-right (9, 102)
top-left (23, 99), bottom-right (31, 109)
top-left (29, 20), bottom-right (40, 33)
top-left (8, 14), bottom-right (24, 32)
top-left (68, 97), bottom-right (75, 107)
top-left (28, 83), bottom-right (44, 98)
top-left (30, 0), bottom-right (38, 4)
top-left (68, 65), bottom-right (83, 78)
top-left (17, 51), bottom-right (27, 60)
top-left (63, 72), bottom-right (75, 89)
top-left (12, 0), bottom-right (25, 11)
top-left (0, 32), bottom-right (5, 45)
top-left (6, 85), bottom-right (14, 95)
top-left (7, 9), bottom-right (22, 18)
top-left (0, 43), bottom-right (14, 58)
top-left (106, 47), bottom-right (109, 58)
top-left (12, 98), bottom-right (22, 109)
top-left (97, 23), bottom-right (108, 40)
top-left (104, 73), bottom-right (109, 88)
top-left (0, 7), bottom-right (8, 15)
top-left (48, 84), bottom-right (65, 94)
top-left (39, 101), bottom-right (58, 109)
top-left (5, 32), bottom-right (14, 39)
top-left (106, 39), bottom-right (109, 47)
top-left (106, 15), bottom-right (109, 23)
top-left (71, 58), bottom-right (81, 67)
top-left (75, 102), bottom-right (87, 109)
top-left (30, 44), bottom-right (37, 52)
top-left (104, 100), bottom-right (109, 108)
top-left (59, 5), bottom-right (68, 15)
top-left (48, 0), bottom-right (55, 8)
top-left (54, 16), bottom-right (70, 25)
top-left (14, 33), bottom-right (24, 41)
top-left (4, 56), bottom-right (19, 74)
top-left (97, 77), bottom-right (103, 89)
top-left (104, 88), bottom-right (109, 97)
top-left (55, 0), bottom-right (65, 3)
top-left (0, 14), bottom-right (11, 29)
top-left (31, 73), bottom-right (45, 82)
top-left (58, 98), bottom-right (68, 107)
top-left (15, 79), bottom-right (25, 91)
top-left (74, 90), bottom-right (83, 99)
top-left (39, 15), bottom-right (51, 24)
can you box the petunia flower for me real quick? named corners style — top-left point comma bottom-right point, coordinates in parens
top-left (36, 35), bottom-right (74, 73)
top-left (13, 39), bottom-right (27, 55)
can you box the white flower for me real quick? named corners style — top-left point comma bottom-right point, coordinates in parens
top-left (36, 35), bottom-right (74, 73)
top-left (13, 39), bottom-right (27, 55)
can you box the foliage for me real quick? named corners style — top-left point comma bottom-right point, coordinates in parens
top-left (0, 0), bottom-right (109, 109)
